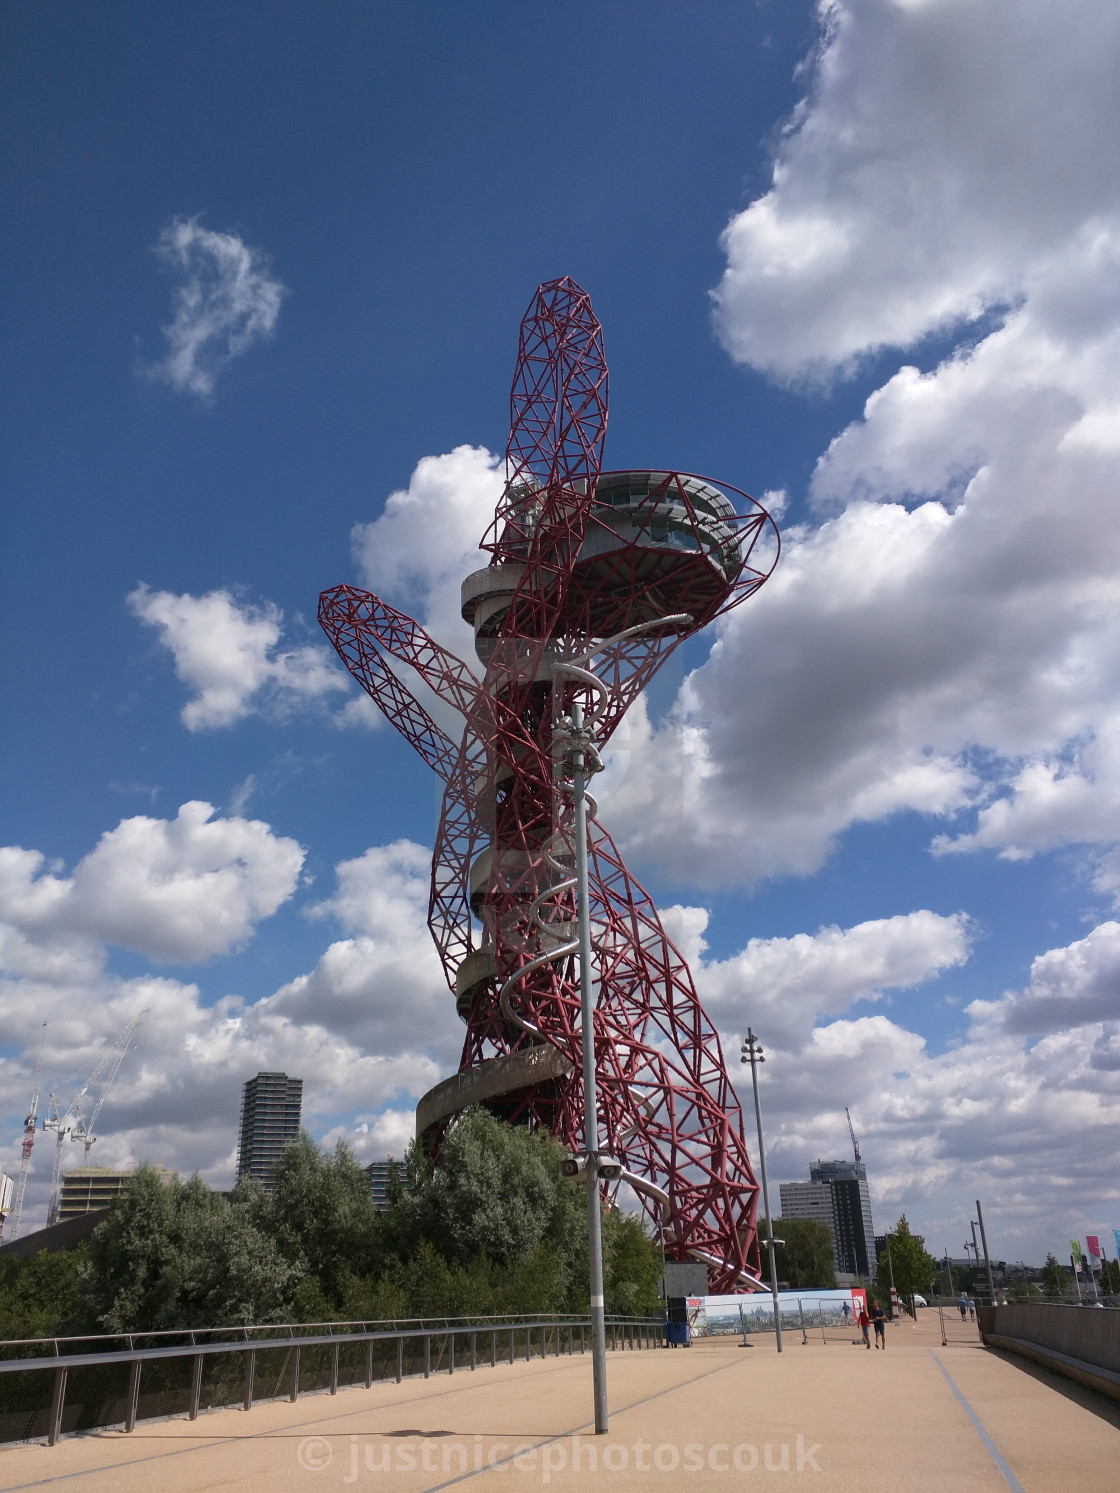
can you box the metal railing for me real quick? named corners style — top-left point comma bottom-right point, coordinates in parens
top-left (0, 1314), bottom-right (662, 1447)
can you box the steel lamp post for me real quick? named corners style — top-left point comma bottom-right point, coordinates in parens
top-left (741, 1030), bottom-right (782, 1352)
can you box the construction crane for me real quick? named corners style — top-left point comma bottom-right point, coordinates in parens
top-left (43, 1010), bottom-right (148, 1226)
top-left (846, 1105), bottom-right (861, 1166)
top-left (2, 1023), bottom-right (47, 1242)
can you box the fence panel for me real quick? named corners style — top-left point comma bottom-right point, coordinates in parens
top-left (934, 1298), bottom-right (983, 1345)
top-left (295, 1342), bottom-right (333, 1395)
top-left (0, 1316), bottom-right (656, 1446)
top-left (251, 1346), bottom-right (295, 1405)
top-left (57, 1358), bottom-right (132, 1435)
top-left (336, 1340), bottom-right (367, 1391)
top-left (0, 1365), bottom-right (53, 1445)
top-left (197, 1351), bottom-right (246, 1415)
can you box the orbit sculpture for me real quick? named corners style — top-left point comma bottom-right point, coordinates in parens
top-left (320, 277), bottom-right (779, 1290)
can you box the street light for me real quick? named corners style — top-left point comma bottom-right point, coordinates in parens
top-left (975, 1198), bottom-right (996, 1305)
top-left (741, 1030), bottom-right (783, 1352)
top-left (563, 696), bottom-right (610, 1434)
top-left (550, 616), bottom-right (692, 1435)
top-left (969, 1219), bottom-right (983, 1300)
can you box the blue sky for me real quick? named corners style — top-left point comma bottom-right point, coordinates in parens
top-left (3, 0), bottom-right (1118, 1266)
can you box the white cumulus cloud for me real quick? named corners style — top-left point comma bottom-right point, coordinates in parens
top-left (352, 445), bottom-right (504, 648)
top-left (970, 921), bottom-right (1120, 1037)
top-left (692, 907), bottom-right (972, 1051)
top-left (0, 824), bottom-right (447, 1233)
top-left (268, 841), bottom-right (455, 1059)
top-left (129, 583), bottom-right (352, 730)
top-left (595, 0), bottom-right (1120, 894)
top-left (0, 802), bottom-right (304, 965)
top-left (147, 217), bottom-right (286, 398)
top-left (712, 0), bottom-right (1120, 381)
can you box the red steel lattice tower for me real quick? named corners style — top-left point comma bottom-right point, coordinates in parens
top-left (319, 278), bottom-right (780, 1290)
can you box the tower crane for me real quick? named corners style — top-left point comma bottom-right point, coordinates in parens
top-left (2, 1023), bottom-right (47, 1243)
top-left (43, 1010), bottom-right (148, 1226)
top-left (846, 1106), bottom-right (861, 1166)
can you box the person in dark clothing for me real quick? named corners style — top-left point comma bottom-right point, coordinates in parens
top-left (870, 1298), bottom-right (887, 1349)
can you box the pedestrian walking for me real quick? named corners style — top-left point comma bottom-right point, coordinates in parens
top-left (958, 1294), bottom-right (968, 1320)
top-left (967, 1298), bottom-right (976, 1322)
top-left (858, 1303), bottom-right (871, 1349)
top-left (870, 1297), bottom-right (887, 1349)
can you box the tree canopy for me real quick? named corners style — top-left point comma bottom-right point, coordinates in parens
top-left (1040, 1252), bottom-right (1067, 1300)
top-left (3, 1109), bottom-right (667, 1337)
top-left (760, 1217), bottom-right (837, 1289)
top-left (874, 1215), bottom-right (937, 1310)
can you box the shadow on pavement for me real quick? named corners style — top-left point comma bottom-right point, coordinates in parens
top-left (983, 1345), bottom-right (1120, 1431)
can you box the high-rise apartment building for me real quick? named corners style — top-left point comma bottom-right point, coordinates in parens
top-left (366, 1159), bottom-right (409, 1212)
top-left (779, 1158), bottom-right (875, 1280)
top-left (237, 1072), bottom-right (303, 1191)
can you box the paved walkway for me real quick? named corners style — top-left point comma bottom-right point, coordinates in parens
top-left (1, 1313), bottom-right (1117, 1491)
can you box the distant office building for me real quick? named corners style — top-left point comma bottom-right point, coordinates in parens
top-left (237, 1072), bottom-right (303, 1191)
top-left (0, 1171), bottom-right (13, 1219)
top-left (58, 1164), bottom-right (176, 1219)
top-left (776, 1180), bottom-right (835, 1235)
top-left (366, 1159), bottom-right (409, 1211)
top-left (779, 1158), bottom-right (875, 1280)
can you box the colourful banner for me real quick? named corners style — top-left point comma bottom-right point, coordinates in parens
top-left (1114, 1228), bottom-right (1120, 1260)
top-left (1086, 1235), bottom-right (1101, 1259)
top-left (1070, 1239), bottom-right (1082, 1262)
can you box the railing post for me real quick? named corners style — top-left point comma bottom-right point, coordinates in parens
top-left (509, 1328), bottom-right (514, 1365)
top-left (396, 1337), bottom-right (403, 1384)
top-left (290, 1346), bottom-right (301, 1402)
top-left (424, 1335), bottom-right (431, 1380)
top-left (449, 1332), bottom-right (455, 1375)
top-left (189, 1353), bottom-right (203, 1420)
top-left (365, 1339), bottom-right (373, 1389)
top-left (471, 1332), bottom-right (477, 1371)
top-left (47, 1366), bottom-right (67, 1446)
top-left (491, 1330), bottom-right (496, 1368)
top-left (124, 1360), bottom-right (141, 1433)
top-left (330, 1343), bottom-right (339, 1395)
top-left (580, 1324), bottom-right (585, 1354)
top-left (242, 1349), bottom-right (255, 1412)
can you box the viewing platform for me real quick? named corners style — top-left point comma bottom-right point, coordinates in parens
top-left (1, 1311), bottom-right (1116, 1490)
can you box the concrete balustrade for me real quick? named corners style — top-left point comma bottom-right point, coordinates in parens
top-left (978, 1302), bottom-right (1120, 1401)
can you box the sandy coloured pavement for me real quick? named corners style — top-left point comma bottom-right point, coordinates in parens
top-left (1, 1311), bottom-right (1117, 1492)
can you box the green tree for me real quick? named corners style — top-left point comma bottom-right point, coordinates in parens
top-left (80, 1165), bottom-right (300, 1332)
top-left (394, 1110), bottom-right (584, 1270)
top-left (874, 1216), bottom-right (937, 1314)
top-left (61, 1115), bottom-right (665, 1336)
top-left (255, 1133), bottom-right (383, 1308)
top-left (1100, 1257), bottom-right (1120, 1296)
top-left (382, 1110), bottom-right (662, 1317)
top-left (1040, 1253), bottom-right (1067, 1300)
top-left (0, 1247), bottom-right (87, 1342)
top-left (602, 1210), bottom-right (664, 1316)
top-left (760, 1217), bottom-right (837, 1289)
